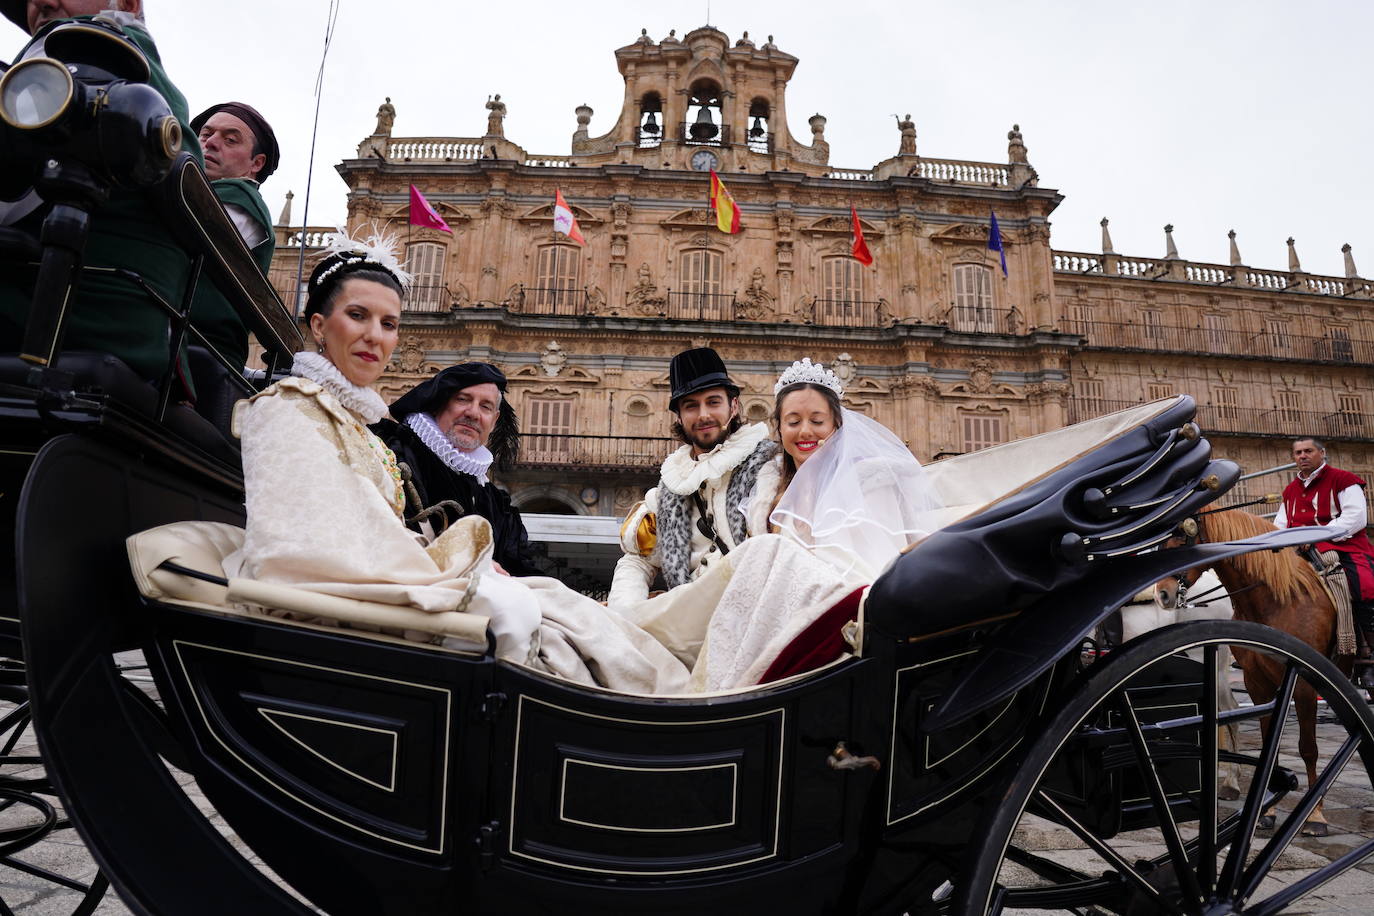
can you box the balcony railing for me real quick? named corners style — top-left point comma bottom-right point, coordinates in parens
top-left (679, 122), bottom-right (732, 147)
top-left (944, 306), bottom-right (1022, 335)
top-left (664, 290), bottom-right (736, 322)
top-left (403, 284), bottom-right (453, 313)
top-left (1066, 398), bottom-right (1374, 442)
top-left (808, 298), bottom-right (887, 328)
top-left (636, 125), bottom-right (662, 149)
top-left (513, 286), bottom-right (589, 316)
top-left (521, 434), bottom-right (676, 470)
top-left (1063, 318), bottom-right (1373, 366)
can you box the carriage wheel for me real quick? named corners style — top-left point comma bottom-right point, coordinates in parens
top-left (956, 620), bottom-right (1374, 915)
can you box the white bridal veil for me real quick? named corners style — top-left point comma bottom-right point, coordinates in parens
top-left (769, 409), bottom-right (943, 581)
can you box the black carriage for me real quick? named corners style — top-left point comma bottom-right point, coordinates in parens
top-left (3, 26), bottom-right (1373, 916)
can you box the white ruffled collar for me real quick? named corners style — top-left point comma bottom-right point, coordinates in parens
top-left (404, 411), bottom-right (493, 485)
top-left (291, 351), bottom-right (388, 424)
top-left (659, 422), bottom-right (769, 495)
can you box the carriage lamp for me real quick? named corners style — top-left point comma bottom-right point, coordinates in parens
top-left (0, 56), bottom-right (180, 188)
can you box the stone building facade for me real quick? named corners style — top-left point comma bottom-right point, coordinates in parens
top-left (267, 25), bottom-right (1373, 532)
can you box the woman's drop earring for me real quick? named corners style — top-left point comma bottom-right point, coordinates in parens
top-left (316, 337), bottom-right (325, 354)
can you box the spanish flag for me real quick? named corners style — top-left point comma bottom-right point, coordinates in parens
top-left (709, 170), bottom-right (742, 234)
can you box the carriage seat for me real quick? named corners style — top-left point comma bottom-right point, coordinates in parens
top-left (126, 521), bottom-right (490, 652)
top-left (0, 350), bottom-right (240, 465)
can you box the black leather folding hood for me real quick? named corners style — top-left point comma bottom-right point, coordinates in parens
top-left (921, 524), bottom-right (1337, 732)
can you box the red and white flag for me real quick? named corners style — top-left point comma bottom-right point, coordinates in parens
top-left (553, 188), bottom-right (586, 245)
top-left (408, 184), bottom-right (452, 233)
top-left (850, 205), bottom-right (873, 266)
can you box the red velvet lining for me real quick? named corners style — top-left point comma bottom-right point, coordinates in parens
top-left (757, 586), bottom-right (866, 685)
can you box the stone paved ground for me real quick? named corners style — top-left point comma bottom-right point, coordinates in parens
top-left (2, 658), bottom-right (1372, 914)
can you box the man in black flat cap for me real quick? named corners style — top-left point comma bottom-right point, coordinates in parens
top-left (608, 347), bottom-right (776, 615)
top-left (188, 101), bottom-right (279, 371)
top-left (374, 362), bottom-right (539, 577)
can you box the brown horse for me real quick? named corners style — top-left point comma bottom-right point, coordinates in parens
top-left (1162, 507), bottom-right (1346, 836)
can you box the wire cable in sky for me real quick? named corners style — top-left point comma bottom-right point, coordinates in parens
top-left (292, 0), bottom-right (342, 318)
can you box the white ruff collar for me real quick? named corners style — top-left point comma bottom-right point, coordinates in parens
top-left (405, 411), bottom-right (493, 485)
top-left (659, 422), bottom-right (768, 496)
top-left (291, 351), bottom-right (388, 424)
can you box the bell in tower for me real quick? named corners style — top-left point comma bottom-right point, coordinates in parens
top-left (690, 106), bottom-right (719, 141)
top-left (749, 116), bottom-right (765, 139)
top-left (642, 110), bottom-right (660, 135)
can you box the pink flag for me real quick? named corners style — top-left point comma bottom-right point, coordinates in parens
top-left (553, 188), bottom-right (586, 245)
top-left (409, 184), bottom-right (452, 233)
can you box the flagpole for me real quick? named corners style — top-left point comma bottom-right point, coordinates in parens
top-left (291, 0), bottom-right (341, 320)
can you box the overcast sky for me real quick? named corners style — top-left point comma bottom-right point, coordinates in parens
top-left (7, 0), bottom-right (1369, 277)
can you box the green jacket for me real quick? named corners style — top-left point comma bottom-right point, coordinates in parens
top-left (0, 16), bottom-right (204, 392)
top-left (189, 178), bottom-right (275, 371)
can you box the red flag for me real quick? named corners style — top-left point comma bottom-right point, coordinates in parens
top-left (409, 184), bottom-right (452, 233)
top-left (553, 188), bottom-right (586, 245)
top-left (850, 205), bottom-right (873, 266)
top-left (709, 170), bottom-right (742, 234)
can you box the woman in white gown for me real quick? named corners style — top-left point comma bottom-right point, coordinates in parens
top-left (223, 232), bottom-right (691, 693)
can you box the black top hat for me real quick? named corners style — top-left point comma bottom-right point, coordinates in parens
top-left (2, 1), bottom-right (25, 29)
top-left (668, 347), bottom-right (738, 412)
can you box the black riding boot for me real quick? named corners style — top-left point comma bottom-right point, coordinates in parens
top-left (1358, 631), bottom-right (1374, 690)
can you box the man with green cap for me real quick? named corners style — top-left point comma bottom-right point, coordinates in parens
top-left (189, 101), bottom-right (280, 371)
top-left (0, 0), bottom-right (203, 393)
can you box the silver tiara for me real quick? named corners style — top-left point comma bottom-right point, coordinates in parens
top-left (773, 358), bottom-right (843, 397)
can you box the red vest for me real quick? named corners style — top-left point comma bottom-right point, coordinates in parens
top-left (1283, 465), bottom-right (1374, 600)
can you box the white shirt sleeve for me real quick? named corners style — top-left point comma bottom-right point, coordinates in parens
top-left (225, 203), bottom-right (269, 250)
top-left (1273, 502), bottom-right (1288, 529)
top-left (1329, 484), bottom-right (1369, 541)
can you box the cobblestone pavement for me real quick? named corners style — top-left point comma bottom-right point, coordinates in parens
top-left (2, 659), bottom-right (1372, 914)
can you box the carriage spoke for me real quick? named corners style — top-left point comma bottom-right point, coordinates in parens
top-left (1245, 837), bottom-right (1374, 916)
top-left (1199, 644), bottom-right (1219, 897)
top-left (1030, 788), bottom-right (1174, 910)
top-left (1217, 661), bottom-right (1299, 900)
top-left (1238, 732), bottom-right (1361, 902)
top-left (1117, 691), bottom-right (1205, 910)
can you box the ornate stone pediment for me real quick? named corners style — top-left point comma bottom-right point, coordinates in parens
top-left (661, 208), bottom-right (728, 230)
top-left (803, 215), bottom-right (883, 238)
top-left (380, 201), bottom-right (473, 225)
top-left (509, 364), bottom-right (599, 384)
top-left (518, 203), bottom-right (603, 226)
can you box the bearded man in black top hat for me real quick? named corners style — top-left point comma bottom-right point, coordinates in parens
top-left (373, 363), bottom-right (538, 577)
top-left (608, 347), bottom-right (776, 614)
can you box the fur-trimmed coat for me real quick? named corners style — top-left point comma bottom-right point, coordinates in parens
top-left (609, 423), bottom-right (776, 611)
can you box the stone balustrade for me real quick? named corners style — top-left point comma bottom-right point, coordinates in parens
top-left (912, 158), bottom-right (1010, 186)
top-left (524, 156), bottom-right (575, 168)
top-left (1052, 250), bottom-right (1370, 297)
top-left (386, 138), bottom-right (487, 161)
top-left (822, 168), bottom-right (876, 181)
top-left (282, 228), bottom-right (332, 249)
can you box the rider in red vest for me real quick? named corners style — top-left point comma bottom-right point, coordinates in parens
top-left (1276, 437), bottom-right (1374, 684)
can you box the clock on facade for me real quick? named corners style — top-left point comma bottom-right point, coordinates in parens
top-left (689, 149), bottom-right (719, 172)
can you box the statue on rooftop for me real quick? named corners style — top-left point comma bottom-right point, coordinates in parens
top-left (485, 94), bottom-right (506, 137)
top-left (1007, 123), bottom-right (1029, 164)
top-left (374, 97), bottom-right (395, 136)
top-left (736, 31), bottom-right (755, 47)
top-left (896, 113), bottom-right (917, 156)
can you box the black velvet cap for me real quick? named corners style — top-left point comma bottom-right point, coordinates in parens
top-left (669, 347), bottom-right (738, 412)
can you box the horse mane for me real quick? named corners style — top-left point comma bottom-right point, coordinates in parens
top-left (1200, 509), bottom-right (1327, 606)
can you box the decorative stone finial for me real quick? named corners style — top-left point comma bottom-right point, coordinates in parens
top-left (1163, 224), bottom-right (1179, 260)
top-left (895, 113), bottom-right (917, 156)
top-left (1343, 243), bottom-right (1359, 279)
top-left (276, 190), bottom-right (293, 227)
top-left (573, 104), bottom-right (593, 143)
top-left (808, 113), bottom-right (829, 162)
top-left (762, 34), bottom-right (776, 49)
top-left (1100, 217), bottom-right (1114, 254)
top-left (1007, 123), bottom-right (1028, 165)
top-left (1227, 229), bottom-right (1243, 266)
top-left (736, 30), bottom-right (754, 47)
top-left (1287, 237), bottom-right (1302, 272)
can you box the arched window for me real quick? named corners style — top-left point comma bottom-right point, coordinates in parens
top-left (534, 245), bottom-right (581, 313)
top-left (638, 91), bottom-right (663, 149)
top-left (405, 242), bottom-right (446, 312)
top-left (676, 248), bottom-right (725, 319)
top-left (951, 263), bottom-right (994, 332)
top-left (747, 98), bottom-right (771, 154)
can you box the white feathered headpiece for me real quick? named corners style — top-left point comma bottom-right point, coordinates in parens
top-left (313, 225), bottom-right (413, 291)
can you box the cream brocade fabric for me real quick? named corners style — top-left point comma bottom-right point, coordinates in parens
top-left (224, 376), bottom-right (692, 694)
